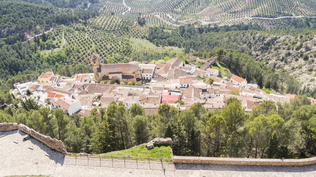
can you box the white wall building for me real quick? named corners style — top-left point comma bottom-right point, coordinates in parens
top-left (230, 75), bottom-right (247, 88)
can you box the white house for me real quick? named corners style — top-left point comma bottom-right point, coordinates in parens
top-left (52, 98), bottom-right (81, 116)
top-left (139, 64), bottom-right (156, 81)
top-left (230, 75), bottom-right (247, 88)
top-left (13, 82), bottom-right (35, 96)
top-left (180, 64), bottom-right (196, 75)
top-left (206, 68), bottom-right (219, 77)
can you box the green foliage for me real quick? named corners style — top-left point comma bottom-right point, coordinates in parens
top-left (175, 100), bottom-right (185, 105)
top-left (164, 56), bottom-right (171, 61)
top-left (262, 87), bottom-right (271, 94)
top-left (107, 81), bottom-right (111, 84)
top-left (120, 82), bottom-right (125, 85)
top-left (206, 78), bottom-right (215, 85)
top-left (127, 81), bottom-right (132, 86)
top-left (133, 115), bottom-right (149, 144)
top-left (100, 81), bottom-right (104, 84)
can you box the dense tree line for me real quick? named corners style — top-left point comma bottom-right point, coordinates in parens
top-left (0, 1), bottom-right (98, 44)
top-left (1, 96), bottom-right (316, 159)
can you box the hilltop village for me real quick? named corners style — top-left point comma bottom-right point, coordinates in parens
top-left (10, 55), bottom-right (314, 117)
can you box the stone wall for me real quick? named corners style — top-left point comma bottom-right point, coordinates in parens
top-left (0, 123), bottom-right (67, 155)
top-left (173, 156), bottom-right (316, 166)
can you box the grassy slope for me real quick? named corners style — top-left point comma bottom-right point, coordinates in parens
top-left (90, 144), bottom-right (172, 162)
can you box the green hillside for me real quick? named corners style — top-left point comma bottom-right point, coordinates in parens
top-left (90, 144), bottom-right (172, 162)
top-left (86, 0), bottom-right (316, 27)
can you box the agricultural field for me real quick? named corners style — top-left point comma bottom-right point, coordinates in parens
top-left (87, 0), bottom-right (316, 27)
top-left (130, 38), bottom-right (183, 60)
top-left (36, 15), bottom-right (182, 66)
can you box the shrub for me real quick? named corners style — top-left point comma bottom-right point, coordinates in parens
top-left (120, 82), bottom-right (125, 85)
top-left (128, 82), bottom-right (132, 85)
top-left (100, 81), bottom-right (104, 84)
top-left (175, 100), bottom-right (185, 105)
top-left (310, 78), bottom-right (315, 82)
top-left (295, 57), bottom-right (299, 61)
top-left (135, 82), bottom-right (139, 85)
top-left (107, 81), bottom-right (111, 84)
top-left (308, 67), bottom-right (313, 72)
top-left (303, 54), bottom-right (309, 60)
top-left (262, 87), bottom-right (270, 94)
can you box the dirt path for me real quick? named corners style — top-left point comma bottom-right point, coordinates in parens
top-left (122, 0), bottom-right (131, 15)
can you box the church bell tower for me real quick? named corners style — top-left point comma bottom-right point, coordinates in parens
top-left (90, 54), bottom-right (101, 82)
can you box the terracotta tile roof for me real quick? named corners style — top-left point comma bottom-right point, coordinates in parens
top-left (77, 109), bottom-right (92, 117)
top-left (99, 63), bottom-right (139, 73)
top-left (56, 98), bottom-right (79, 110)
top-left (139, 95), bottom-right (160, 104)
top-left (167, 58), bottom-right (183, 68)
top-left (194, 69), bottom-right (208, 76)
top-left (47, 92), bottom-right (56, 98)
top-left (231, 75), bottom-right (246, 83)
top-left (200, 57), bottom-right (216, 70)
top-left (226, 85), bottom-right (240, 91)
top-left (157, 64), bottom-right (171, 75)
top-left (55, 94), bottom-right (66, 98)
top-left (29, 85), bottom-right (40, 91)
top-left (155, 64), bottom-right (165, 70)
top-left (100, 95), bottom-right (116, 108)
top-left (214, 77), bottom-right (222, 82)
top-left (39, 73), bottom-right (52, 79)
top-left (179, 76), bottom-right (197, 85)
top-left (161, 94), bottom-right (179, 104)
top-left (167, 68), bottom-right (187, 80)
top-left (78, 95), bottom-right (93, 106)
top-left (286, 94), bottom-right (298, 99)
top-left (247, 99), bottom-right (263, 109)
top-left (142, 69), bottom-right (153, 74)
top-left (80, 74), bottom-right (88, 82)
top-left (183, 86), bottom-right (193, 98)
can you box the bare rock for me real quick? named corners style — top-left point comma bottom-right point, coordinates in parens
top-left (146, 138), bottom-right (172, 150)
top-left (23, 134), bottom-right (31, 141)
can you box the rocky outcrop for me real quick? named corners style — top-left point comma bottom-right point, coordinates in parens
top-left (146, 138), bottom-right (172, 150)
top-left (0, 123), bottom-right (67, 155)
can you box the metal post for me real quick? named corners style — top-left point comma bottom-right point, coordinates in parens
top-left (124, 156), bottom-right (126, 168)
top-left (87, 154), bottom-right (89, 166)
top-left (99, 155), bottom-right (101, 167)
top-left (148, 156), bottom-right (150, 169)
top-left (136, 157), bottom-right (138, 169)
top-left (111, 155), bottom-right (113, 168)
top-left (75, 155), bottom-right (77, 165)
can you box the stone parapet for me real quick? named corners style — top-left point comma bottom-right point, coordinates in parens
top-left (0, 123), bottom-right (67, 155)
top-left (172, 156), bottom-right (316, 166)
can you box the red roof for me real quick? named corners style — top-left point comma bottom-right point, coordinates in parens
top-left (55, 94), bottom-right (65, 98)
top-left (214, 77), bottom-right (222, 82)
top-left (161, 95), bottom-right (179, 104)
top-left (81, 74), bottom-right (88, 82)
top-left (47, 92), bottom-right (56, 98)
top-left (231, 75), bottom-right (245, 83)
top-left (40, 73), bottom-right (52, 79)
top-left (75, 75), bottom-right (81, 81)
top-left (286, 94), bottom-right (298, 99)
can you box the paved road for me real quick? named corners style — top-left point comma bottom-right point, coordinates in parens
top-left (2, 130), bottom-right (316, 177)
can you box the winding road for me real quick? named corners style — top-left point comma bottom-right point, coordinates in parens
top-left (154, 14), bottom-right (316, 26)
top-left (122, 0), bottom-right (131, 15)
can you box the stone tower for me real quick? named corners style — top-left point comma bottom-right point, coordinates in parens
top-left (90, 54), bottom-right (101, 82)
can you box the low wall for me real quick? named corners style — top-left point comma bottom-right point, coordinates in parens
top-left (0, 123), bottom-right (67, 155)
top-left (172, 156), bottom-right (316, 167)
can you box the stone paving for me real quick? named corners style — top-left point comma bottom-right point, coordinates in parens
top-left (1, 130), bottom-right (316, 177)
